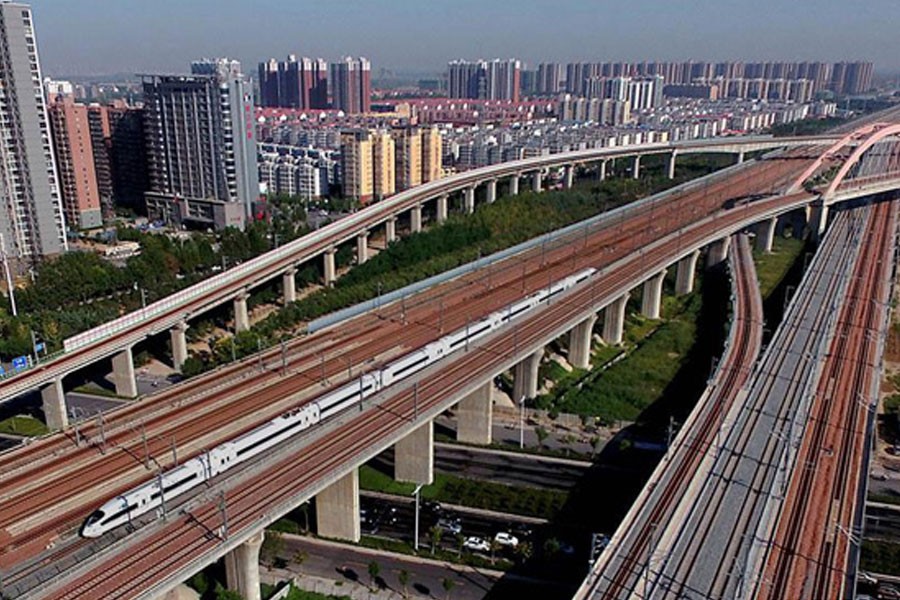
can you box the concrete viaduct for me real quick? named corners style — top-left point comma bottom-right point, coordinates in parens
top-left (0, 134), bottom-right (844, 432)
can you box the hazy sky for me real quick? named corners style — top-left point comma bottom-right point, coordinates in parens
top-left (32, 0), bottom-right (900, 77)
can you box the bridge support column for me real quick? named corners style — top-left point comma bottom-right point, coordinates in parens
top-left (316, 469), bottom-right (360, 542)
top-left (171, 321), bottom-right (189, 371)
top-left (675, 250), bottom-right (700, 295)
top-left (532, 170), bottom-right (543, 193)
top-left (810, 200), bottom-right (828, 241)
top-left (282, 268), bottom-right (297, 304)
top-left (602, 294), bottom-right (628, 345)
top-left (41, 377), bottom-right (68, 430)
top-left (568, 315), bottom-right (597, 369)
top-left (234, 292), bottom-right (250, 332)
top-left (737, 150), bottom-right (745, 164)
top-left (356, 231), bottom-right (369, 265)
top-left (641, 270), bottom-right (667, 320)
top-left (456, 382), bottom-right (493, 445)
top-left (598, 160), bottom-right (608, 181)
top-left (486, 179), bottom-right (497, 203)
top-left (666, 152), bottom-right (677, 180)
top-left (756, 218), bottom-right (777, 254)
top-left (706, 237), bottom-right (731, 268)
top-left (385, 217), bottom-right (397, 244)
top-left (509, 174), bottom-right (520, 196)
top-left (394, 421), bottom-right (433, 484)
top-left (224, 530), bottom-right (264, 600)
top-left (410, 204), bottom-right (423, 233)
top-left (564, 164), bottom-right (575, 189)
top-left (112, 346), bottom-right (138, 398)
top-left (323, 249), bottom-right (336, 287)
top-left (513, 350), bottom-right (542, 402)
top-left (632, 155), bottom-right (641, 179)
top-left (436, 195), bottom-right (448, 223)
top-left (464, 186), bottom-right (475, 214)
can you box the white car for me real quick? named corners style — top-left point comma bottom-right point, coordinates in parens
top-left (494, 532), bottom-right (519, 548)
top-left (463, 536), bottom-right (490, 553)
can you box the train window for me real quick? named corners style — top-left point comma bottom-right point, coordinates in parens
top-left (85, 510), bottom-right (105, 525)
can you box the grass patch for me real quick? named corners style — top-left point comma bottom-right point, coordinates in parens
top-left (359, 465), bottom-right (566, 520)
top-left (71, 384), bottom-right (125, 399)
top-left (358, 535), bottom-right (514, 570)
top-left (753, 236), bottom-right (805, 300)
top-left (869, 492), bottom-right (900, 506)
top-left (860, 540), bottom-right (900, 576)
top-left (0, 415), bottom-right (48, 436)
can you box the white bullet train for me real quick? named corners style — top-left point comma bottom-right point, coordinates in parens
top-left (81, 267), bottom-right (596, 538)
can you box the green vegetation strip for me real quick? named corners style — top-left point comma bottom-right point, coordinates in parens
top-left (0, 415), bottom-right (48, 437)
top-left (357, 465), bottom-right (566, 520)
top-left (860, 540), bottom-right (900, 576)
top-left (753, 236), bottom-right (805, 300)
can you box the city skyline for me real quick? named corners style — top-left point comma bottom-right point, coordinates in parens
top-left (31, 0), bottom-right (900, 77)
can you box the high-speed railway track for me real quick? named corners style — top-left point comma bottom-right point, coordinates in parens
top-left (0, 149), bottom-right (838, 598)
top-left (576, 231), bottom-right (765, 598)
top-left (576, 197), bottom-right (899, 600)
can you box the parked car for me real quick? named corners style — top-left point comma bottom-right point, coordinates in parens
top-left (494, 532), bottom-right (519, 548)
top-left (437, 517), bottom-right (462, 535)
top-left (463, 536), bottom-right (490, 553)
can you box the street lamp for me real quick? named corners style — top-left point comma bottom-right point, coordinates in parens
top-left (412, 483), bottom-right (424, 551)
top-left (519, 396), bottom-right (526, 449)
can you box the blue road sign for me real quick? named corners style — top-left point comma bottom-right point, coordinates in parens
top-left (12, 356), bottom-right (28, 371)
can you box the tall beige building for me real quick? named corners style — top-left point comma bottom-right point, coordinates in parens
top-left (393, 128), bottom-right (422, 191)
top-left (421, 127), bottom-right (442, 184)
top-left (371, 131), bottom-right (396, 200)
top-left (340, 131), bottom-right (374, 204)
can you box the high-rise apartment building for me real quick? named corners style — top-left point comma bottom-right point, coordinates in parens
top-left (340, 130), bottom-right (374, 203)
top-left (142, 59), bottom-right (258, 230)
top-left (106, 101), bottom-right (148, 209)
top-left (421, 127), bottom-right (442, 183)
top-left (85, 104), bottom-right (114, 221)
top-left (47, 98), bottom-right (103, 230)
top-left (536, 63), bottom-right (563, 95)
top-left (393, 128), bottom-right (422, 191)
top-left (258, 55), bottom-right (328, 109)
top-left (0, 2), bottom-right (67, 264)
top-left (330, 57), bottom-right (371, 114)
top-left (371, 131), bottom-right (396, 200)
top-left (447, 59), bottom-right (521, 102)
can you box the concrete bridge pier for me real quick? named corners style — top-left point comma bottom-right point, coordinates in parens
top-left (456, 382), bottom-right (493, 445)
top-left (171, 321), bottom-right (189, 371)
top-left (737, 150), bottom-right (745, 164)
top-left (41, 377), bottom-right (68, 430)
top-left (598, 159), bottom-right (608, 181)
top-left (385, 217), bottom-right (397, 244)
top-left (512, 350), bottom-right (542, 401)
top-left (356, 231), bottom-right (369, 265)
top-left (509, 174), bottom-right (520, 196)
top-left (234, 292), bottom-right (250, 332)
top-left (436, 194), bottom-right (449, 223)
top-left (568, 315), bottom-right (598, 369)
top-left (112, 346), bottom-right (138, 398)
top-left (602, 294), bottom-right (629, 345)
top-left (675, 250), bottom-right (701, 295)
top-left (224, 530), bottom-right (264, 600)
top-left (282, 268), bottom-right (297, 304)
top-left (641, 270), bottom-right (667, 319)
top-left (809, 200), bottom-right (829, 241)
top-left (532, 170), bottom-right (543, 193)
top-left (486, 179), bottom-right (497, 203)
top-left (564, 164), bottom-right (575, 189)
top-left (323, 248), bottom-right (336, 287)
top-left (706, 237), bottom-right (731, 268)
top-left (464, 186), bottom-right (476, 214)
top-left (394, 421), bottom-right (434, 484)
top-left (666, 151), bottom-right (678, 180)
top-left (316, 469), bottom-right (360, 542)
top-left (410, 204), bottom-right (423, 233)
top-left (756, 218), bottom-right (777, 254)
top-left (632, 155), bottom-right (641, 179)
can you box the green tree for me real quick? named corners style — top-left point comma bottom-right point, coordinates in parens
top-left (515, 541), bottom-right (534, 563)
top-left (455, 532), bottom-right (466, 557)
top-left (428, 525), bottom-right (443, 555)
top-left (535, 426), bottom-right (549, 449)
top-left (367, 560), bottom-right (381, 591)
top-left (543, 537), bottom-right (561, 559)
top-left (441, 577), bottom-right (456, 600)
top-left (260, 531), bottom-right (284, 567)
top-left (398, 568), bottom-right (410, 599)
top-left (292, 549), bottom-right (308, 576)
top-left (489, 537), bottom-right (502, 565)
